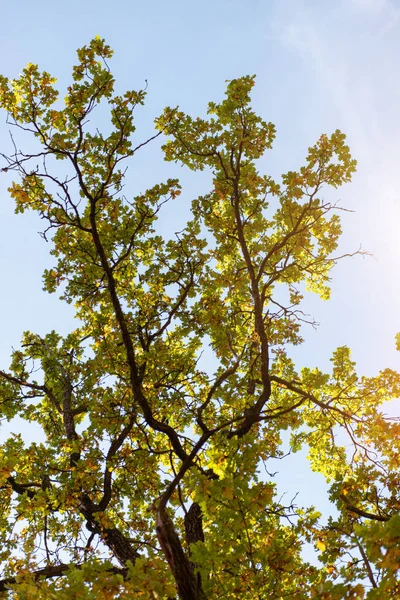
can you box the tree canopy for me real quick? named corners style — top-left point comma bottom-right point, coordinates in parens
top-left (0, 38), bottom-right (399, 599)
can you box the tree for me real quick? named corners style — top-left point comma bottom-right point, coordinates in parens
top-left (0, 37), bottom-right (399, 599)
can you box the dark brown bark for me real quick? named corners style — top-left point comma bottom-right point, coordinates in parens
top-left (157, 509), bottom-right (207, 600)
top-left (184, 502), bottom-right (205, 597)
top-left (184, 502), bottom-right (204, 546)
top-left (79, 494), bottom-right (140, 565)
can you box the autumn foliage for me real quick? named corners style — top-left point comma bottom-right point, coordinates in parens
top-left (0, 38), bottom-right (399, 599)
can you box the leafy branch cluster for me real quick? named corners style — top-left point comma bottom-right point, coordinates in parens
top-left (0, 38), bottom-right (399, 599)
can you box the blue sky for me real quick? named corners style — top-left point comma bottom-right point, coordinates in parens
top-left (0, 0), bottom-right (400, 532)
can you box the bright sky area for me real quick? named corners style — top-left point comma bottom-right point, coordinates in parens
top-left (0, 0), bottom-right (399, 534)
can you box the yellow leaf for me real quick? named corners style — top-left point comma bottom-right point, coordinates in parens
top-left (326, 565), bottom-right (335, 574)
top-left (316, 539), bottom-right (326, 552)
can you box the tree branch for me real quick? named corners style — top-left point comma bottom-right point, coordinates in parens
top-left (0, 562), bottom-right (128, 594)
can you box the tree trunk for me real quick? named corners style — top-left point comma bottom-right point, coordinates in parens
top-left (157, 509), bottom-right (207, 600)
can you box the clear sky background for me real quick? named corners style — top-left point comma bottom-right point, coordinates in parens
top-left (0, 0), bottom-right (399, 530)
